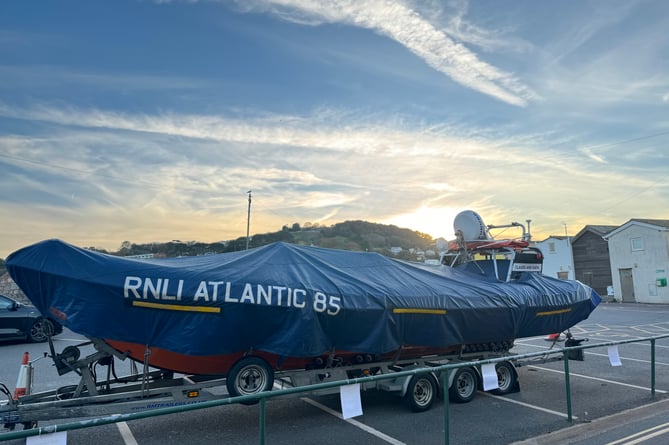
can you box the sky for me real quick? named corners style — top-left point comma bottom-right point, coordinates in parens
top-left (1, 0), bottom-right (668, 258)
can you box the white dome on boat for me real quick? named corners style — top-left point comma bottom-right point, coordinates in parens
top-left (454, 210), bottom-right (492, 240)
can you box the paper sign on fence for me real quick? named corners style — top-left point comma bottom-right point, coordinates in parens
top-left (608, 345), bottom-right (622, 366)
top-left (340, 383), bottom-right (363, 419)
top-left (481, 363), bottom-right (499, 391)
top-left (27, 431), bottom-right (67, 445)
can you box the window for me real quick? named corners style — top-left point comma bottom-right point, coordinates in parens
top-left (581, 272), bottom-right (593, 287)
top-left (548, 242), bottom-right (556, 253)
top-left (631, 237), bottom-right (644, 251)
top-left (0, 295), bottom-right (13, 310)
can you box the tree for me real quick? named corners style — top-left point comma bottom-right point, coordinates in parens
top-left (119, 241), bottom-right (132, 256)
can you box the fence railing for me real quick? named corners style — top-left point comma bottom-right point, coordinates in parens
top-left (2, 333), bottom-right (668, 444)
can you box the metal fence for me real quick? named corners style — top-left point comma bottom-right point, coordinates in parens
top-left (2, 334), bottom-right (668, 444)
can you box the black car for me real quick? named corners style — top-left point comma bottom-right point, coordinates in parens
top-left (0, 294), bottom-right (63, 342)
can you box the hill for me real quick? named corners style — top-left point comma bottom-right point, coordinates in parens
top-left (0, 221), bottom-right (441, 269)
top-left (111, 220), bottom-right (439, 260)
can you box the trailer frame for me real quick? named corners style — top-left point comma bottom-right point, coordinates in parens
top-left (1, 335), bottom-right (581, 431)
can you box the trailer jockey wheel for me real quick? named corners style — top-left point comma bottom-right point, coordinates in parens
top-left (404, 374), bottom-right (438, 412)
top-left (226, 356), bottom-right (274, 405)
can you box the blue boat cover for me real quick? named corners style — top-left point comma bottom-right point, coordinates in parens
top-left (7, 240), bottom-right (600, 358)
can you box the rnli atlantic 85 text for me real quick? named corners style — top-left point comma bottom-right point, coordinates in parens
top-left (123, 276), bottom-right (341, 315)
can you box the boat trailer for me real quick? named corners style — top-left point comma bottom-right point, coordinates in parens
top-left (1, 334), bottom-right (586, 432)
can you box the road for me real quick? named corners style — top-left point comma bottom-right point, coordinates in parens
top-left (2, 302), bottom-right (669, 444)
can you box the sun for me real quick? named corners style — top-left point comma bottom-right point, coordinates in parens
top-left (383, 207), bottom-right (465, 241)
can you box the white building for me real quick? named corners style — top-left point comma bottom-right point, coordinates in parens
top-left (604, 219), bottom-right (669, 303)
top-left (390, 247), bottom-right (403, 255)
top-left (534, 236), bottom-right (574, 280)
top-left (125, 253), bottom-right (155, 259)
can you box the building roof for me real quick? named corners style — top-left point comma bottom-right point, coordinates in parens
top-left (572, 225), bottom-right (618, 243)
top-left (536, 235), bottom-right (569, 242)
top-left (629, 219), bottom-right (669, 228)
top-left (604, 219), bottom-right (669, 239)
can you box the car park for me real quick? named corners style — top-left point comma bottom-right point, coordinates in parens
top-left (1, 303), bottom-right (669, 443)
top-left (0, 294), bottom-right (62, 343)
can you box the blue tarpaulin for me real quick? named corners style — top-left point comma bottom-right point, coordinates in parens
top-left (7, 239), bottom-right (600, 358)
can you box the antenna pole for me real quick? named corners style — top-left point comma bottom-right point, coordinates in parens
top-left (246, 190), bottom-right (252, 250)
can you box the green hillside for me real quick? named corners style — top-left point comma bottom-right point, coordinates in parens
top-left (109, 220), bottom-right (438, 261)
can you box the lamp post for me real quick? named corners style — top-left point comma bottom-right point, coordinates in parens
top-left (246, 190), bottom-right (252, 250)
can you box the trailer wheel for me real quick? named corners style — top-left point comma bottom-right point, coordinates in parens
top-left (490, 361), bottom-right (517, 395)
top-left (448, 367), bottom-right (478, 403)
top-left (226, 356), bottom-right (274, 405)
top-left (404, 374), bottom-right (437, 412)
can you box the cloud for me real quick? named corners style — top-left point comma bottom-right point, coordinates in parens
top-left (0, 102), bottom-right (494, 159)
top-left (579, 147), bottom-right (607, 164)
top-left (436, 0), bottom-right (533, 55)
top-left (224, 0), bottom-right (538, 106)
top-left (2, 100), bottom-right (668, 256)
top-left (0, 64), bottom-right (209, 92)
top-left (2, 101), bottom-right (662, 183)
top-left (528, 2), bottom-right (669, 113)
top-left (0, 103), bottom-right (590, 198)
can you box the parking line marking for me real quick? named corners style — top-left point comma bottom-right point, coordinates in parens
top-left (272, 382), bottom-right (405, 444)
top-left (117, 421), bottom-right (138, 445)
top-left (481, 392), bottom-right (577, 419)
top-left (600, 308), bottom-right (669, 314)
top-left (528, 366), bottom-right (668, 394)
top-left (516, 336), bottom-right (669, 348)
top-left (300, 397), bottom-right (406, 445)
top-left (585, 351), bottom-right (669, 366)
top-left (512, 341), bottom-right (669, 366)
top-left (627, 341), bottom-right (669, 349)
top-left (605, 421), bottom-right (669, 445)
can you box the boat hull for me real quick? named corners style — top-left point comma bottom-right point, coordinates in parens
top-left (103, 339), bottom-right (466, 375)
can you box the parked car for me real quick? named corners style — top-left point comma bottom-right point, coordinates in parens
top-left (0, 294), bottom-right (63, 343)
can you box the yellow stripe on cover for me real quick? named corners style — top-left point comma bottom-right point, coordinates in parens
top-left (393, 308), bottom-right (447, 315)
top-left (536, 308), bottom-right (572, 316)
top-left (132, 301), bottom-right (221, 313)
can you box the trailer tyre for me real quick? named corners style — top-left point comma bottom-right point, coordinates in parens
top-left (226, 356), bottom-right (274, 405)
top-left (404, 374), bottom-right (438, 412)
top-left (448, 367), bottom-right (478, 403)
top-left (490, 361), bottom-right (517, 395)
